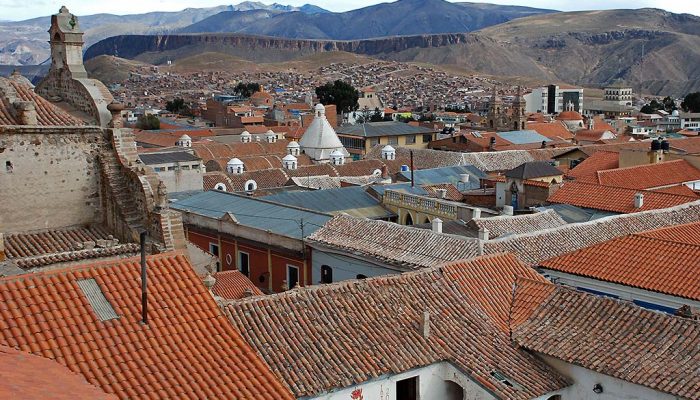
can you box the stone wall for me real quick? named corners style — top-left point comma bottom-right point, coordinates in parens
top-left (36, 69), bottom-right (113, 127)
top-left (0, 126), bottom-right (105, 232)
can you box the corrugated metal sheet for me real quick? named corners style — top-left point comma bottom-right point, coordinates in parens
top-left (262, 186), bottom-right (395, 219)
top-left (76, 279), bottom-right (119, 321)
top-left (337, 121), bottom-right (434, 137)
top-left (496, 130), bottom-right (551, 145)
top-left (139, 151), bottom-right (201, 165)
top-left (171, 191), bottom-right (332, 238)
top-left (398, 165), bottom-right (486, 187)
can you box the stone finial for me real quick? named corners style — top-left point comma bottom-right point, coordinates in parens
top-left (13, 101), bottom-right (37, 125)
top-left (203, 273), bottom-right (216, 290)
top-left (243, 288), bottom-right (255, 297)
top-left (156, 180), bottom-right (168, 209)
top-left (107, 101), bottom-right (125, 128)
top-left (59, 5), bottom-right (69, 14)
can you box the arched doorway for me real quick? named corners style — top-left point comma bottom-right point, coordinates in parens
top-left (405, 212), bottom-right (413, 226)
top-left (444, 380), bottom-right (464, 400)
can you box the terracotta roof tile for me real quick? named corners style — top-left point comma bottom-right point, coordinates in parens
top-left (566, 150), bottom-right (619, 182)
top-left (595, 159), bottom-right (700, 189)
top-left (223, 253), bottom-right (569, 399)
top-left (421, 183), bottom-right (464, 201)
top-left (0, 252), bottom-right (293, 399)
top-left (548, 181), bottom-right (697, 213)
top-left (540, 222), bottom-right (700, 300)
top-left (514, 286), bottom-right (700, 399)
top-left (468, 210), bottom-right (567, 239)
top-left (0, 345), bottom-right (117, 399)
top-left (526, 121), bottom-right (574, 141)
top-left (226, 169), bottom-right (290, 191)
top-left (0, 78), bottom-right (84, 126)
top-left (212, 270), bottom-right (264, 299)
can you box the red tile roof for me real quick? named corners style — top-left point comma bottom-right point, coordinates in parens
top-left (566, 150), bottom-right (619, 182)
top-left (0, 344), bottom-right (117, 399)
top-left (0, 252), bottom-right (293, 399)
top-left (526, 121), bottom-right (574, 141)
top-left (0, 78), bottom-right (84, 126)
top-left (468, 210), bottom-right (567, 239)
top-left (540, 222), bottom-right (700, 300)
top-left (212, 270), bottom-right (264, 299)
top-left (514, 286), bottom-right (700, 399)
top-left (223, 253), bottom-right (569, 399)
top-left (595, 159), bottom-right (700, 189)
top-left (548, 181), bottom-right (698, 213)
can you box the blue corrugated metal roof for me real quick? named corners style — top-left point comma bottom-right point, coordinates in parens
top-left (171, 191), bottom-right (332, 238)
top-left (370, 183), bottom-right (429, 197)
top-left (398, 165), bottom-right (486, 188)
top-left (496, 130), bottom-right (551, 145)
top-left (261, 186), bottom-right (394, 219)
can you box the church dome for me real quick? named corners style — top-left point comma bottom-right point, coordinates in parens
top-left (557, 111), bottom-right (583, 121)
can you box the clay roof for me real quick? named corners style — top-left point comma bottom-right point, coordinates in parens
top-left (595, 159), bottom-right (700, 189)
top-left (556, 110), bottom-right (583, 121)
top-left (514, 286), bottom-right (700, 399)
top-left (468, 210), bottom-right (567, 239)
top-left (3, 226), bottom-right (139, 270)
top-left (308, 215), bottom-right (480, 270)
top-left (0, 252), bottom-right (293, 399)
top-left (566, 150), bottom-right (618, 182)
top-left (0, 344), bottom-right (117, 399)
top-left (223, 253), bottom-right (569, 399)
top-left (0, 78), bottom-right (84, 126)
top-left (203, 171), bottom-right (235, 191)
top-left (540, 222), bottom-right (700, 300)
top-left (483, 200), bottom-right (700, 266)
top-left (212, 270), bottom-right (264, 300)
top-left (421, 183), bottom-right (464, 201)
top-left (526, 121), bottom-right (574, 141)
top-left (226, 169), bottom-right (290, 191)
top-left (548, 181), bottom-right (698, 213)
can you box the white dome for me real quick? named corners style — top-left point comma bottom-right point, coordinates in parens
top-left (265, 129), bottom-right (275, 136)
top-left (283, 154), bottom-right (298, 162)
top-left (314, 103), bottom-right (326, 113)
top-left (287, 141), bottom-right (300, 148)
top-left (672, 110), bottom-right (679, 117)
top-left (330, 149), bottom-right (344, 157)
top-left (241, 130), bottom-right (251, 136)
top-left (382, 145), bottom-right (395, 152)
top-left (179, 134), bottom-right (191, 141)
top-left (227, 158), bottom-right (243, 166)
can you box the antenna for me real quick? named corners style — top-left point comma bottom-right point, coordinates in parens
top-left (140, 231), bottom-right (148, 325)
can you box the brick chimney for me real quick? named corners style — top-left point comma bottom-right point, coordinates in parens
top-left (13, 101), bottom-right (37, 125)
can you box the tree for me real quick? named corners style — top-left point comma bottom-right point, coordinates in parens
top-left (369, 107), bottom-right (384, 122)
top-left (137, 114), bottom-right (160, 130)
top-left (165, 97), bottom-right (191, 116)
top-left (315, 80), bottom-right (359, 114)
top-left (681, 92), bottom-right (700, 113)
top-left (662, 96), bottom-right (677, 112)
top-left (233, 82), bottom-right (261, 98)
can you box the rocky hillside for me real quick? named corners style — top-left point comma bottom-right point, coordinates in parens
top-left (180, 0), bottom-right (554, 38)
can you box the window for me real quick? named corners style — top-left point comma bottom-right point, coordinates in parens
top-left (396, 376), bottom-right (418, 400)
top-left (405, 135), bottom-right (416, 144)
top-left (356, 274), bottom-right (367, 279)
top-left (5, 161), bottom-right (13, 173)
top-left (154, 167), bottom-right (165, 172)
top-left (387, 136), bottom-right (398, 145)
top-left (321, 265), bottom-right (333, 284)
top-left (192, 164), bottom-right (200, 169)
top-left (238, 251), bottom-right (250, 276)
top-left (167, 166), bottom-right (179, 171)
top-left (369, 138), bottom-right (379, 147)
top-left (287, 265), bottom-right (299, 289)
top-left (422, 134), bottom-right (432, 143)
top-left (209, 243), bottom-right (220, 271)
top-left (181, 165), bottom-right (190, 170)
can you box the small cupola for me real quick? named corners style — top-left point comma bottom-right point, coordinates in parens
top-left (282, 154), bottom-right (298, 170)
top-left (381, 145), bottom-right (396, 160)
top-left (329, 149), bottom-right (345, 165)
top-left (240, 130), bottom-right (252, 143)
top-left (176, 134), bottom-right (192, 148)
top-left (315, 103), bottom-right (326, 117)
top-left (226, 158), bottom-right (244, 174)
top-left (265, 129), bottom-right (277, 143)
top-left (287, 140), bottom-right (300, 156)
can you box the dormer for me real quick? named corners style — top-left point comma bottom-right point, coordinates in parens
top-left (265, 129), bottom-right (277, 143)
top-left (240, 130), bottom-right (251, 143)
top-left (282, 154), bottom-right (298, 170)
top-left (330, 149), bottom-right (345, 166)
top-left (226, 158), bottom-right (244, 174)
top-left (381, 145), bottom-right (396, 160)
top-left (287, 141), bottom-right (300, 156)
top-left (176, 134), bottom-right (192, 148)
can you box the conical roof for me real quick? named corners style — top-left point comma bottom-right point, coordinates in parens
top-left (299, 104), bottom-right (349, 161)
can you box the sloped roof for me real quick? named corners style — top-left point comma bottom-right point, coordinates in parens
top-left (0, 77), bottom-right (84, 126)
top-left (299, 107), bottom-right (347, 161)
top-left (223, 253), bottom-right (569, 399)
top-left (566, 150), bottom-right (619, 182)
top-left (337, 121), bottom-right (434, 137)
top-left (526, 121), bottom-right (574, 141)
top-left (0, 252), bottom-right (294, 399)
top-left (548, 181), bottom-right (698, 213)
top-left (0, 345), bottom-right (117, 399)
top-left (308, 214), bottom-right (480, 270)
top-left (262, 186), bottom-right (393, 220)
top-left (505, 161), bottom-right (562, 179)
top-left (212, 270), bottom-right (264, 300)
top-left (540, 222), bottom-right (700, 300)
top-left (514, 286), bottom-right (700, 399)
top-left (595, 159), bottom-right (700, 189)
top-left (496, 130), bottom-right (551, 145)
top-left (469, 210), bottom-right (567, 239)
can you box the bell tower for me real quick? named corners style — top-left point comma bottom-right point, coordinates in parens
top-left (488, 85), bottom-right (502, 130)
top-left (47, 6), bottom-right (88, 78)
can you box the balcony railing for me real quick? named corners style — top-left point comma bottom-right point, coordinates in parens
top-left (383, 189), bottom-right (463, 219)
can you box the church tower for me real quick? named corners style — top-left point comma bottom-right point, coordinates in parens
top-left (488, 85), bottom-right (502, 130)
top-left (48, 6), bottom-right (88, 78)
top-left (513, 86), bottom-right (527, 131)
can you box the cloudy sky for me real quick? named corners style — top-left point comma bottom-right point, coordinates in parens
top-left (1, 0), bottom-right (699, 21)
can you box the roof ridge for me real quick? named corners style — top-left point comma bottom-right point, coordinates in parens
top-left (561, 181), bottom-right (699, 199)
top-left (597, 159), bottom-right (689, 175)
top-left (630, 232), bottom-right (700, 247)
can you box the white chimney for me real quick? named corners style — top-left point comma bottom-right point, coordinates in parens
top-left (436, 188), bottom-right (447, 199)
top-left (460, 174), bottom-right (470, 183)
top-left (503, 205), bottom-right (514, 216)
top-left (471, 208), bottom-right (481, 219)
top-left (478, 227), bottom-right (490, 241)
top-left (634, 193), bottom-right (644, 208)
top-left (419, 311), bottom-right (430, 339)
top-left (431, 218), bottom-right (443, 234)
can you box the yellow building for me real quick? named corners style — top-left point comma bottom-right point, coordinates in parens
top-left (337, 121), bottom-right (437, 159)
